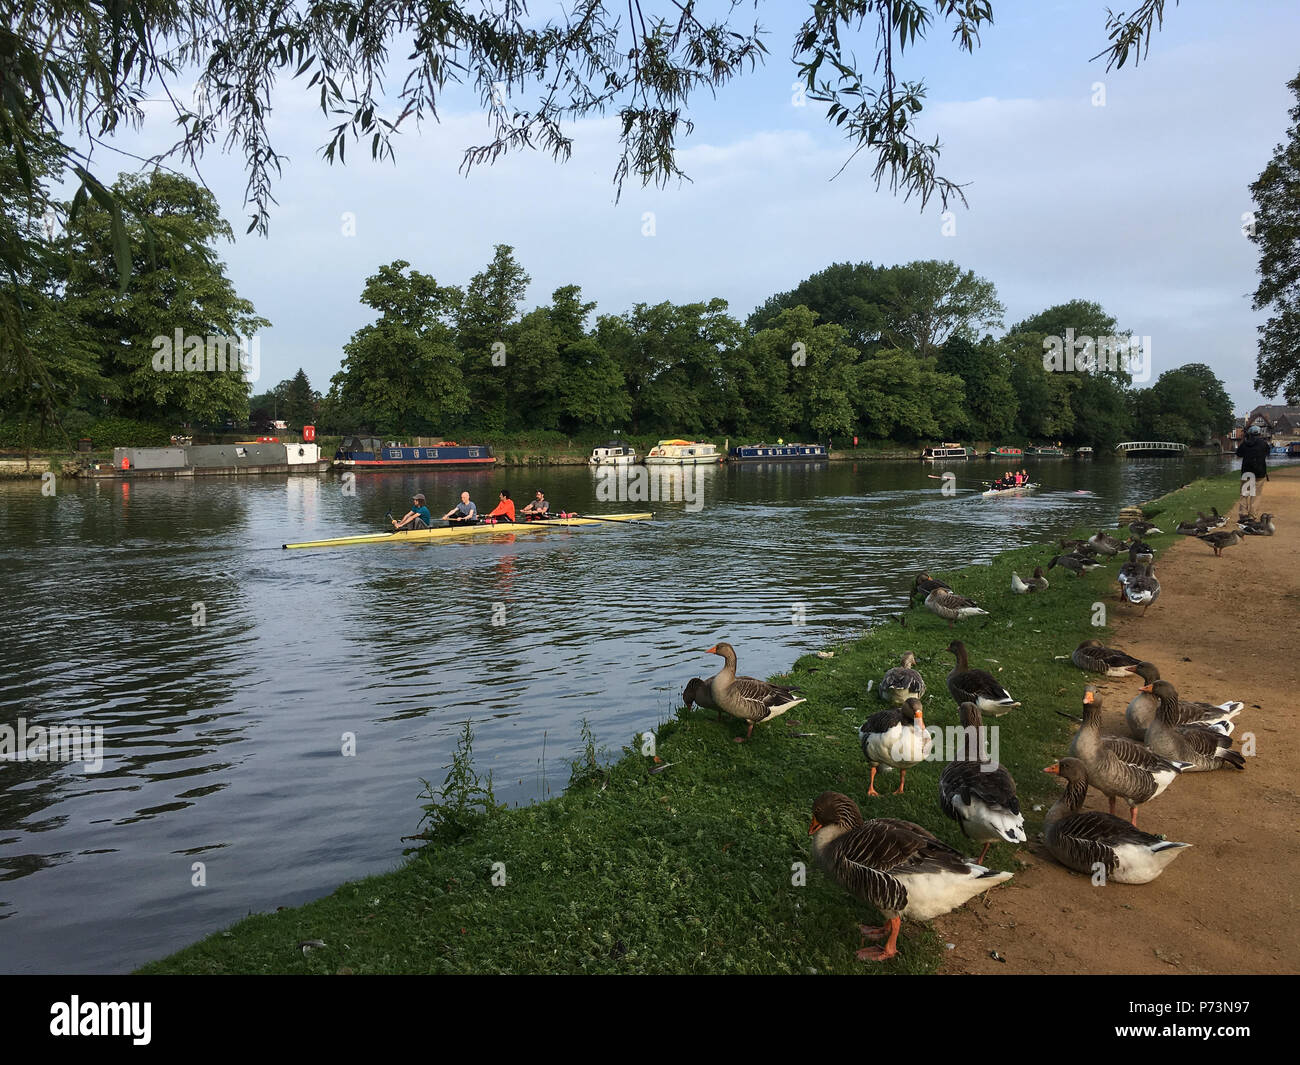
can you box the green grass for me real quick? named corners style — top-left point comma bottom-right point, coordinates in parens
top-left (138, 472), bottom-right (1245, 975)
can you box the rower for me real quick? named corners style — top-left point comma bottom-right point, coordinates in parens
top-left (392, 493), bottom-right (431, 530)
top-left (442, 491), bottom-right (478, 525)
top-left (521, 490), bottom-right (549, 520)
top-left (484, 490), bottom-right (516, 524)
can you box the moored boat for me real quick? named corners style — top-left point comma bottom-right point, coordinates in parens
top-left (333, 436), bottom-right (494, 469)
top-left (644, 440), bottom-right (721, 465)
top-left (728, 442), bottom-right (827, 461)
top-left (82, 441), bottom-right (327, 477)
top-left (986, 445), bottom-right (1024, 460)
top-left (920, 443), bottom-right (971, 461)
top-left (589, 441), bottom-right (639, 466)
top-left (284, 512), bottom-right (653, 549)
top-left (1024, 445), bottom-right (1067, 457)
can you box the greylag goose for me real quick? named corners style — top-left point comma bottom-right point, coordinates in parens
top-left (946, 640), bottom-right (1019, 715)
top-left (1142, 680), bottom-right (1246, 771)
top-left (1240, 513), bottom-right (1275, 535)
top-left (1174, 518), bottom-right (1209, 536)
top-left (1071, 639), bottom-right (1141, 676)
top-left (1042, 759), bottom-right (1191, 883)
top-left (938, 702), bottom-right (1026, 862)
top-left (1128, 520), bottom-right (1163, 537)
top-left (702, 642), bottom-right (805, 742)
top-left (1123, 663), bottom-right (1242, 739)
top-left (1122, 564), bottom-right (1160, 615)
top-left (859, 698), bottom-right (933, 796)
top-left (808, 792), bottom-right (1012, 961)
top-left (878, 651), bottom-right (926, 705)
top-left (1060, 539), bottom-right (1100, 557)
top-left (911, 572), bottom-right (953, 602)
top-left (1198, 528), bottom-right (1245, 557)
top-left (1128, 539), bottom-right (1155, 564)
top-left (1116, 545), bottom-right (1143, 599)
top-left (1060, 687), bottom-right (1188, 826)
top-left (1011, 567), bottom-right (1049, 594)
top-left (682, 678), bottom-right (721, 720)
top-left (924, 587), bottom-right (989, 625)
top-left (1087, 531), bottom-right (1125, 556)
top-left (1048, 553), bottom-right (1100, 575)
top-left (1201, 507), bottom-right (1228, 529)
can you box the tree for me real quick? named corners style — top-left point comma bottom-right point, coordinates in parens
top-left (328, 261), bottom-right (468, 434)
top-left (281, 369), bottom-right (318, 425)
top-left (855, 350), bottom-right (966, 441)
top-left (880, 261), bottom-right (1005, 358)
top-left (1133, 363), bottom-right (1233, 444)
top-left (747, 262), bottom-right (893, 353)
top-left (1249, 69), bottom-right (1300, 400)
top-left (458, 244), bottom-right (531, 431)
top-left (937, 335), bottom-right (1017, 440)
top-left (745, 306), bottom-right (859, 439)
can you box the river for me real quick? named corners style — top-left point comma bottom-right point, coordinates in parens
top-left (0, 453), bottom-right (1246, 971)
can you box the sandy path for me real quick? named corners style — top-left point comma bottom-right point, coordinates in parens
top-left (935, 467), bottom-right (1300, 975)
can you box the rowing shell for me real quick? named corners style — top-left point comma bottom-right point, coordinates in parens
top-left (283, 513), bottom-right (654, 549)
top-left (981, 483), bottom-right (1039, 498)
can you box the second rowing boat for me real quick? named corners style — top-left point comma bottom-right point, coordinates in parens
top-left (283, 513), bottom-right (654, 550)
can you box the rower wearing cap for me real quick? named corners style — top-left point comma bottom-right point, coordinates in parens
top-left (484, 489), bottom-right (516, 524)
top-left (392, 493), bottom-right (432, 530)
top-left (442, 491), bottom-right (478, 525)
top-left (521, 490), bottom-right (549, 520)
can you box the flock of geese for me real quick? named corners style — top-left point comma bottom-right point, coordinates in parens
top-left (680, 498), bottom-right (1274, 963)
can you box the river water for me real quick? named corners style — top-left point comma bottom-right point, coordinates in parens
top-left (0, 453), bottom-right (1243, 972)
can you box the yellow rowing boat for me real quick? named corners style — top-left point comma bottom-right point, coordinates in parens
top-left (283, 513), bottom-right (654, 550)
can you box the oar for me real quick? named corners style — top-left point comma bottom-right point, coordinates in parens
top-left (557, 512), bottom-right (654, 524)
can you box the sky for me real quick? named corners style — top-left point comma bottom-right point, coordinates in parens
top-left (73, 0), bottom-right (1300, 414)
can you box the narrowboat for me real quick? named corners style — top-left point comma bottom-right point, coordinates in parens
top-left (332, 436), bottom-right (494, 469)
top-left (82, 441), bottom-right (327, 477)
top-left (987, 446), bottom-right (1024, 460)
top-left (589, 441), bottom-right (639, 466)
top-left (644, 440), bottom-right (721, 465)
top-left (728, 443), bottom-right (827, 462)
top-left (920, 443), bottom-right (971, 461)
top-left (1024, 445), bottom-right (1067, 457)
top-left (1075, 447), bottom-right (1094, 458)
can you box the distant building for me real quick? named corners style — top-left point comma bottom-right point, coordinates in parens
top-left (1246, 405), bottom-right (1300, 437)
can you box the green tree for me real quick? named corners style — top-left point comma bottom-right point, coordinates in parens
top-left (856, 350), bottom-right (966, 441)
top-left (1249, 69), bottom-right (1300, 401)
top-left (60, 171), bottom-right (267, 426)
top-left (1001, 332), bottom-right (1076, 441)
top-left (745, 306), bottom-right (859, 439)
top-left (937, 334), bottom-right (1017, 440)
top-left (747, 262), bottom-right (893, 353)
top-left (1133, 363), bottom-right (1233, 444)
top-left (329, 261), bottom-right (468, 434)
top-left (880, 261), bottom-right (1005, 358)
top-left (458, 244), bottom-right (531, 431)
top-left (281, 369), bottom-right (318, 426)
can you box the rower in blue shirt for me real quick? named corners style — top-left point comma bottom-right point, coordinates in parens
top-left (392, 492), bottom-right (432, 530)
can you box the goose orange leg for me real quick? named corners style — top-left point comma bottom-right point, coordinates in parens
top-left (855, 917), bottom-right (901, 961)
top-left (867, 766), bottom-right (882, 797)
top-left (858, 924), bottom-right (888, 939)
top-left (1108, 796), bottom-right (1117, 817)
top-left (977, 842), bottom-right (992, 864)
top-left (893, 769), bottom-right (908, 795)
top-left (1129, 806), bottom-right (1139, 827)
top-left (733, 722), bottom-right (753, 744)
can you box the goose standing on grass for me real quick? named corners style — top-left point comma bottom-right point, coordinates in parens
top-left (1061, 688), bottom-right (1188, 826)
top-left (1122, 564), bottom-right (1161, 616)
top-left (1198, 528), bottom-right (1246, 557)
top-left (807, 792), bottom-right (1013, 962)
top-left (1143, 680), bottom-right (1246, 771)
top-left (1011, 567), bottom-right (1049, 594)
top-left (1071, 639), bottom-right (1143, 676)
top-left (939, 702), bottom-right (1026, 862)
top-left (1124, 663), bottom-right (1243, 739)
top-left (858, 699), bottom-right (933, 796)
top-left (911, 572), bottom-right (953, 603)
top-left (1088, 530), bottom-right (1126, 556)
top-left (946, 640), bottom-right (1020, 715)
top-left (1042, 759), bottom-right (1192, 884)
top-left (1048, 553), bottom-right (1100, 576)
top-left (879, 651), bottom-right (926, 705)
top-left (701, 642), bottom-right (805, 743)
top-left (682, 678), bottom-right (721, 721)
top-left (924, 587), bottom-right (989, 625)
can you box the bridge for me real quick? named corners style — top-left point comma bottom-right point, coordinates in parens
top-left (1114, 441), bottom-right (1188, 453)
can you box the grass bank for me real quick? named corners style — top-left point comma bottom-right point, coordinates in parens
top-left (139, 472), bottom-right (1245, 975)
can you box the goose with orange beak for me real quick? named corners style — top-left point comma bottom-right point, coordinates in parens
top-left (858, 698), bottom-right (933, 796)
top-left (807, 791), bottom-right (1012, 962)
top-left (1141, 680), bottom-right (1246, 771)
top-left (700, 642), bottom-right (804, 742)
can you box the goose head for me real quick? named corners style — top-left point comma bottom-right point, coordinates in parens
top-left (682, 678), bottom-right (708, 708)
top-left (808, 790), bottom-right (863, 835)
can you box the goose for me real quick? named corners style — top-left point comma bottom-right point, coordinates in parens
top-left (1240, 513), bottom-right (1275, 535)
top-left (878, 651), bottom-right (926, 705)
top-left (1174, 518), bottom-right (1209, 536)
top-left (1128, 539), bottom-right (1155, 564)
top-left (924, 587), bottom-right (988, 625)
top-left (1087, 531), bottom-right (1125, 556)
top-left (1115, 545), bottom-right (1144, 598)
top-left (1123, 663), bottom-right (1242, 739)
top-left (1071, 639), bottom-right (1142, 677)
top-left (1048, 553), bottom-right (1100, 576)
top-left (1011, 567), bottom-right (1049, 594)
top-left (808, 792), bottom-right (1012, 961)
top-left (911, 572), bottom-right (953, 602)
top-left (701, 642), bottom-right (805, 742)
top-left (1128, 520), bottom-right (1163, 537)
top-left (939, 701), bottom-right (1026, 862)
top-left (682, 678), bottom-right (721, 720)
top-left (858, 698), bottom-right (933, 796)
top-left (1202, 507), bottom-right (1228, 529)
top-left (1060, 687), bottom-right (1188, 826)
top-left (1198, 528), bottom-right (1245, 557)
top-left (946, 640), bottom-right (1020, 715)
top-left (1060, 538), bottom-right (1100, 557)
top-left (1122, 564), bottom-right (1160, 616)
top-left (1042, 759), bottom-right (1192, 884)
top-left (1142, 680), bottom-right (1246, 771)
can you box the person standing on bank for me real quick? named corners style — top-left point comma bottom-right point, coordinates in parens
top-left (1236, 425), bottom-right (1270, 517)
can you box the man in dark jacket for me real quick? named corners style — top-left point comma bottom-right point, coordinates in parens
top-left (1236, 425), bottom-right (1270, 517)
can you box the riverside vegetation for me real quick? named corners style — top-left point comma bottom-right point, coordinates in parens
top-left (137, 472), bottom-right (1246, 974)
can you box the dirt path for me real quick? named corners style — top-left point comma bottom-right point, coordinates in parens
top-left (936, 467), bottom-right (1300, 975)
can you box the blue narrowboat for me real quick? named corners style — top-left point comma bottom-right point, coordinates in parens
top-left (333, 436), bottom-right (495, 469)
top-left (728, 443), bottom-right (828, 462)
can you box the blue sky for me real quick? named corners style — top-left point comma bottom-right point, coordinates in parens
top-left (80, 0), bottom-right (1300, 413)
